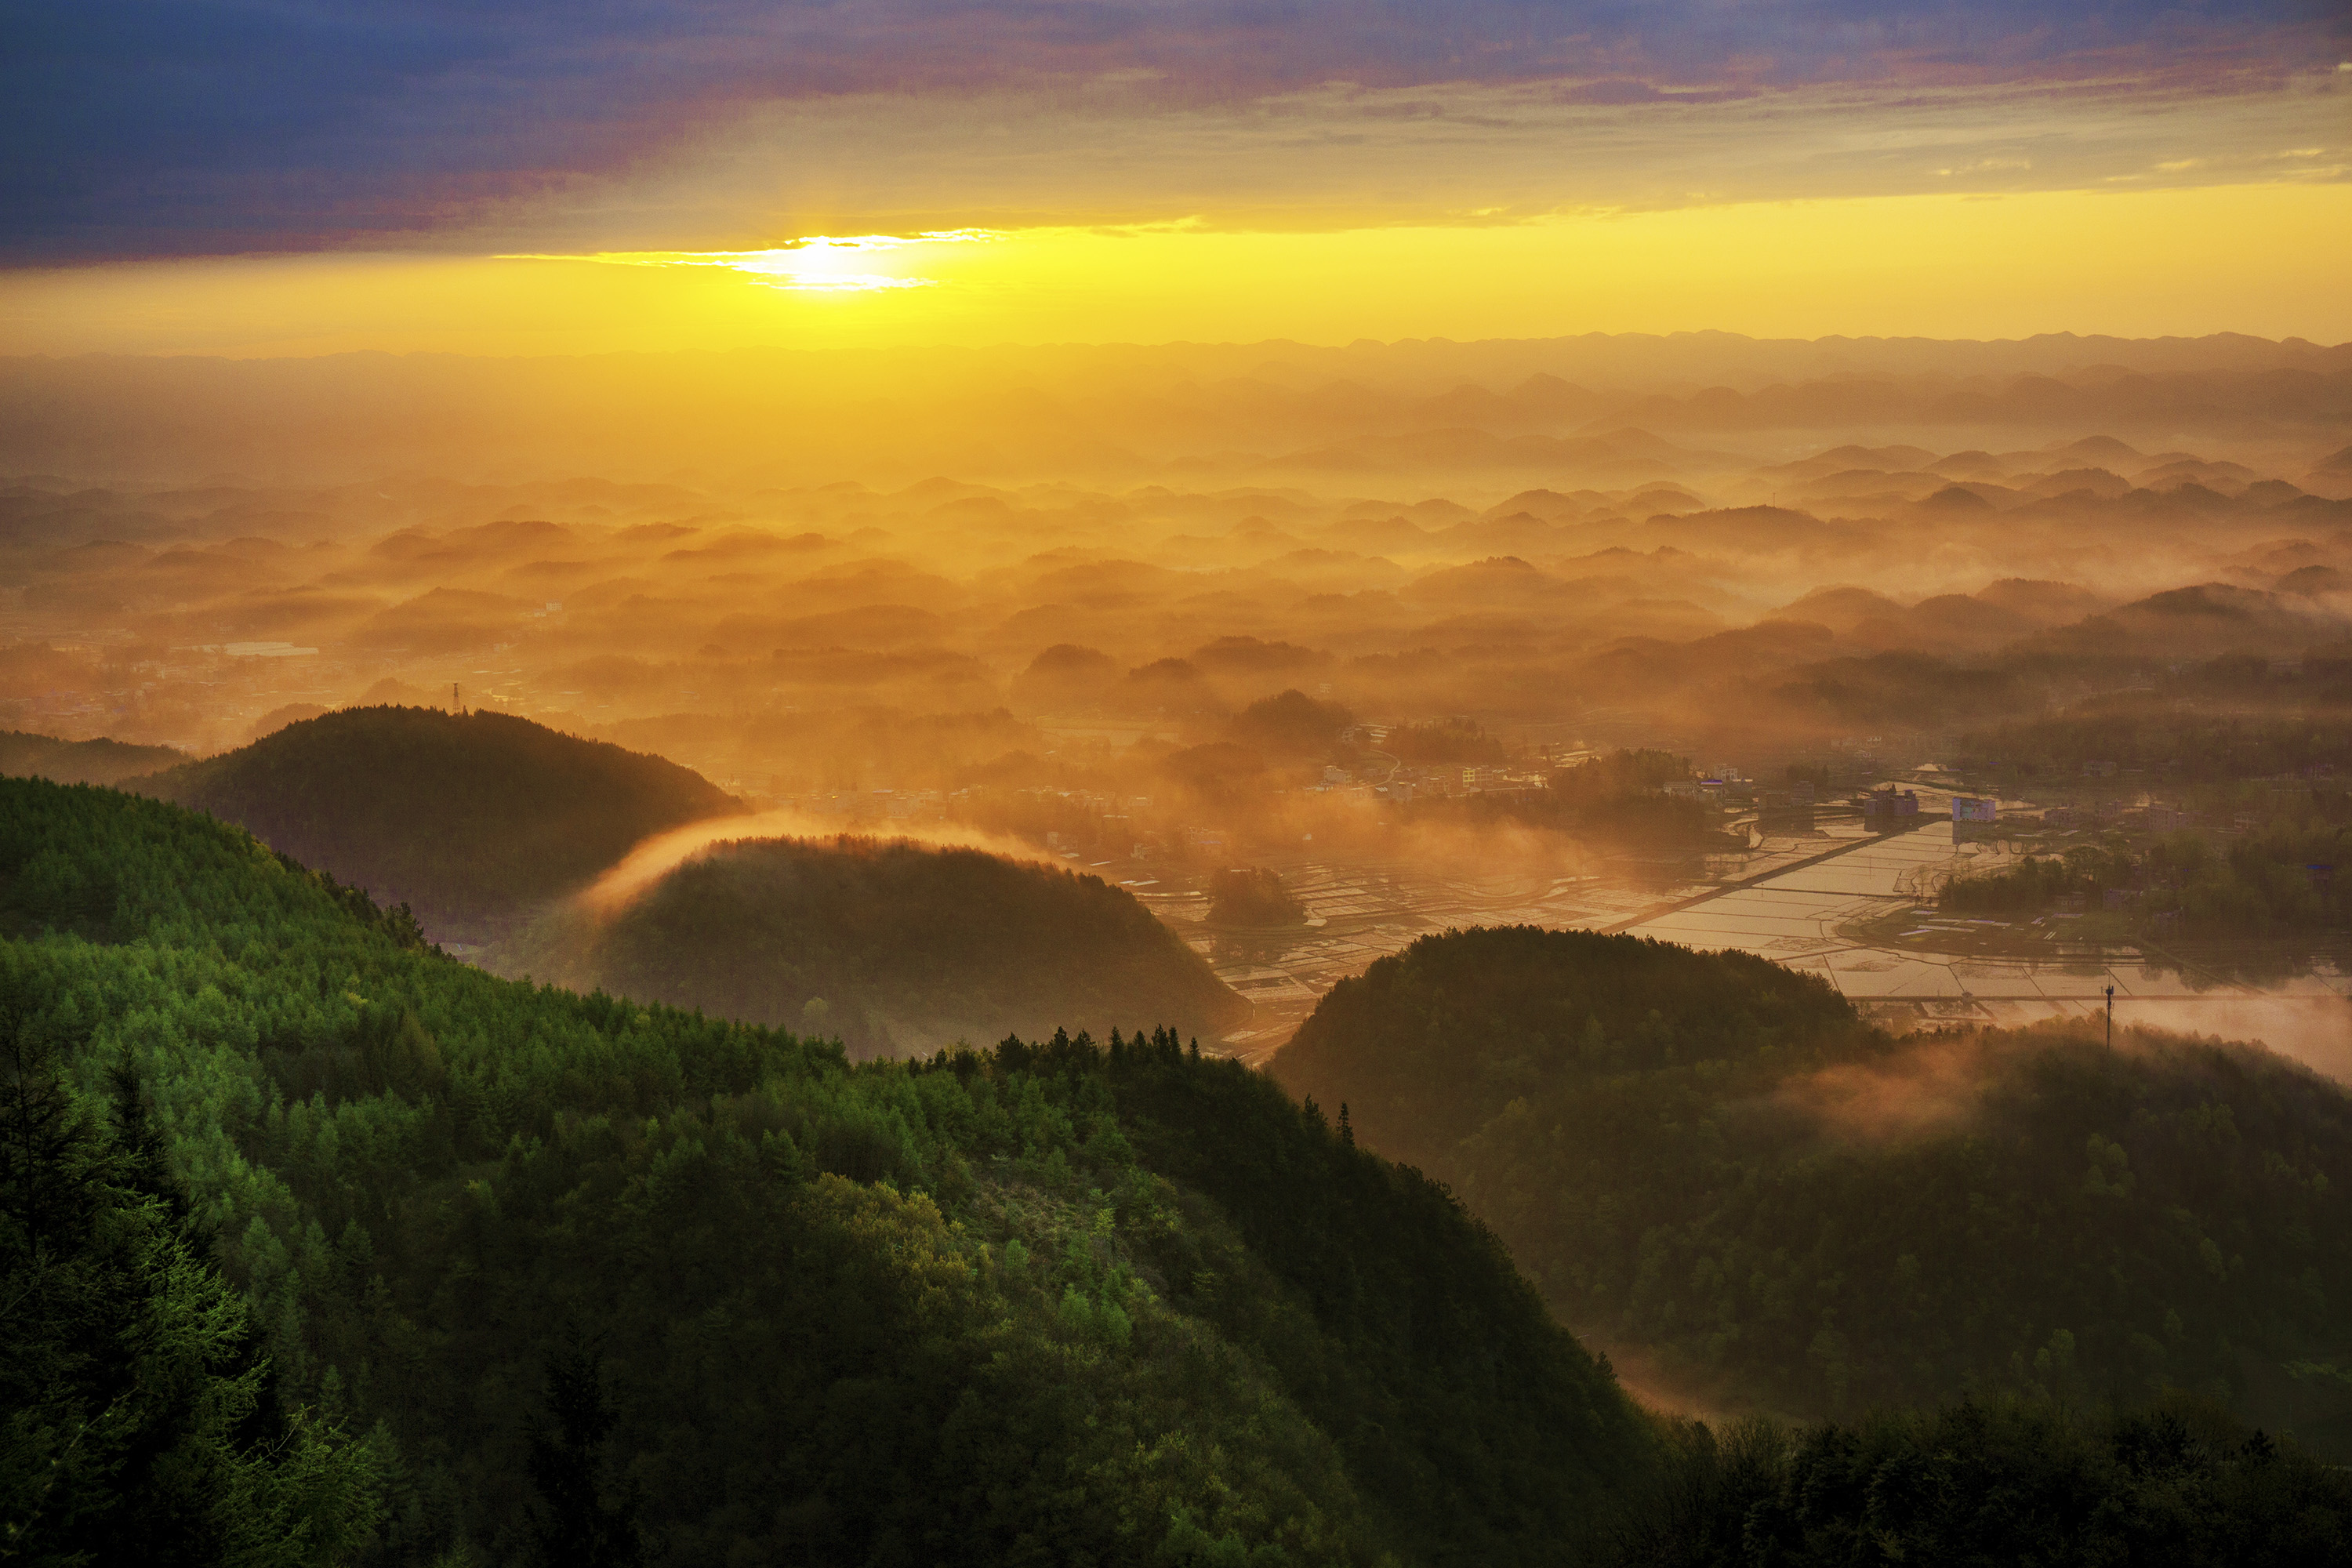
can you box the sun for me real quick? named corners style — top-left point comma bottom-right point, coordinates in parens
top-left (501, 230), bottom-right (1004, 293)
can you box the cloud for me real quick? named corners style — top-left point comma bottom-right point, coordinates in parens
top-left (2, 1), bottom-right (2343, 260)
top-left (592, 69), bottom-right (2349, 249)
top-left (1560, 79), bottom-right (1669, 107)
top-left (579, 811), bottom-right (1053, 916)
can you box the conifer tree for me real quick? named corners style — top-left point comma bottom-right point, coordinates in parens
top-left (525, 1339), bottom-right (642, 1568)
top-left (0, 1004), bottom-right (379, 1566)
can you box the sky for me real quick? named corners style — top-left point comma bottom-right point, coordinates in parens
top-left (4, 1), bottom-right (2348, 353)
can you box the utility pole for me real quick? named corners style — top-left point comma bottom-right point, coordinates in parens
top-left (2105, 984), bottom-right (2114, 1048)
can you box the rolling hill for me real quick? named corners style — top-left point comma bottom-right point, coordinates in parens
top-left (1272, 926), bottom-right (2352, 1448)
top-left (129, 705), bottom-right (741, 942)
top-left (499, 833), bottom-right (1249, 1058)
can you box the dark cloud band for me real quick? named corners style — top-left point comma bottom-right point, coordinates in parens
top-left (3, 0), bottom-right (2340, 259)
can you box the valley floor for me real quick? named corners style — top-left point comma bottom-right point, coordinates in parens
top-left (1627, 820), bottom-right (2351, 1058)
top-left (1169, 814), bottom-right (2351, 1073)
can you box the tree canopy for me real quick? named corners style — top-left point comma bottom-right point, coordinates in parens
top-left (0, 777), bottom-right (1649, 1565)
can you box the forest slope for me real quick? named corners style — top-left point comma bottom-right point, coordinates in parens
top-left (1272, 927), bottom-right (2352, 1449)
top-left (0, 778), bottom-right (1648, 1566)
top-left (502, 834), bottom-right (1247, 1058)
top-left (129, 706), bottom-right (740, 942)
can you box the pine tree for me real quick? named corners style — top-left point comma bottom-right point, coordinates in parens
top-left (525, 1338), bottom-right (642, 1568)
top-left (0, 1003), bottom-right (379, 1566)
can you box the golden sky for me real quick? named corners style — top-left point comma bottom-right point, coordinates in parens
top-left (8, 182), bottom-right (2348, 356)
top-left (5, 8), bottom-right (2347, 352)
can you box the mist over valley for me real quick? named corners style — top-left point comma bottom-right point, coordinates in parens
top-left (11, 331), bottom-right (2350, 1045)
top-left (9, 328), bottom-right (2352, 1564)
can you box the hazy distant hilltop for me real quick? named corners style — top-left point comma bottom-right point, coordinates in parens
top-left (4, 330), bottom-right (2343, 486)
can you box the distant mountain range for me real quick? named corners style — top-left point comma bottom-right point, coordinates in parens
top-left (5, 332), bottom-right (2343, 486)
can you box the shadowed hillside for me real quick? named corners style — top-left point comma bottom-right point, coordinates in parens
top-left (501, 833), bottom-right (1250, 1058)
top-left (1273, 927), bottom-right (2352, 1446)
top-left (130, 706), bottom-right (741, 942)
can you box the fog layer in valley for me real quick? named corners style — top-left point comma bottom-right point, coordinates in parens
top-left (10, 330), bottom-right (2352, 1544)
top-left (6, 329), bottom-right (2349, 1053)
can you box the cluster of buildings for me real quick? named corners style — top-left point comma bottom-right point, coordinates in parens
top-left (1667, 768), bottom-right (1758, 805)
top-left (1305, 763), bottom-right (1550, 805)
top-left (1860, 786), bottom-right (1922, 829)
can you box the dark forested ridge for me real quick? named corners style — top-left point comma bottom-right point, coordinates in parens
top-left (0, 726), bottom-right (187, 786)
top-left (129, 706), bottom-right (741, 942)
top-left (1943, 826), bottom-right (2352, 939)
top-left (1272, 927), bottom-right (2352, 1450)
top-left (502, 833), bottom-right (1249, 1058)
top-left (0, 777), bottom-right (1653, 1566)
top-left (1272, 926), bottom-right (1862, 1174)
top-left (1627, 1399), bottom-right (2351, 1568)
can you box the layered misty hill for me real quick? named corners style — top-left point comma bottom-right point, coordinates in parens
top-left (0, 728), bottom-right (185, 785)
top-left (111, 703), bottom-right (1243, 1055)
top-left (129, 706), bottom-right (743, 942)
top-left (496, 833), bottom-right (1249, 1059)
top-left (1272, 927), bottom-right (2352, 1450)
top-left (13, 439), bottom-right (2350, 835)
top-left (6, 332), bottom-right (2347, 891)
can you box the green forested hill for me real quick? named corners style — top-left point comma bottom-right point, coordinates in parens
top-left (503, 834), bottom-right (1247, 1058)
top-left (129, 706), bottom-right (740, 942)
top-left (1272, 926), bottom-right (1863, 1175)
top-left (0, 779), bottom-right (1650, 1566)
top-left (0, 727), bottom-right (187, 786)
top-left (1272, 927), bottom-right (2352, 1447)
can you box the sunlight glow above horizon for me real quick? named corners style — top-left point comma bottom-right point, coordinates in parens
top-left (500, 231), bottom-right (1006, 292)
top-left (5, 181), bottom-right (2348, 359)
